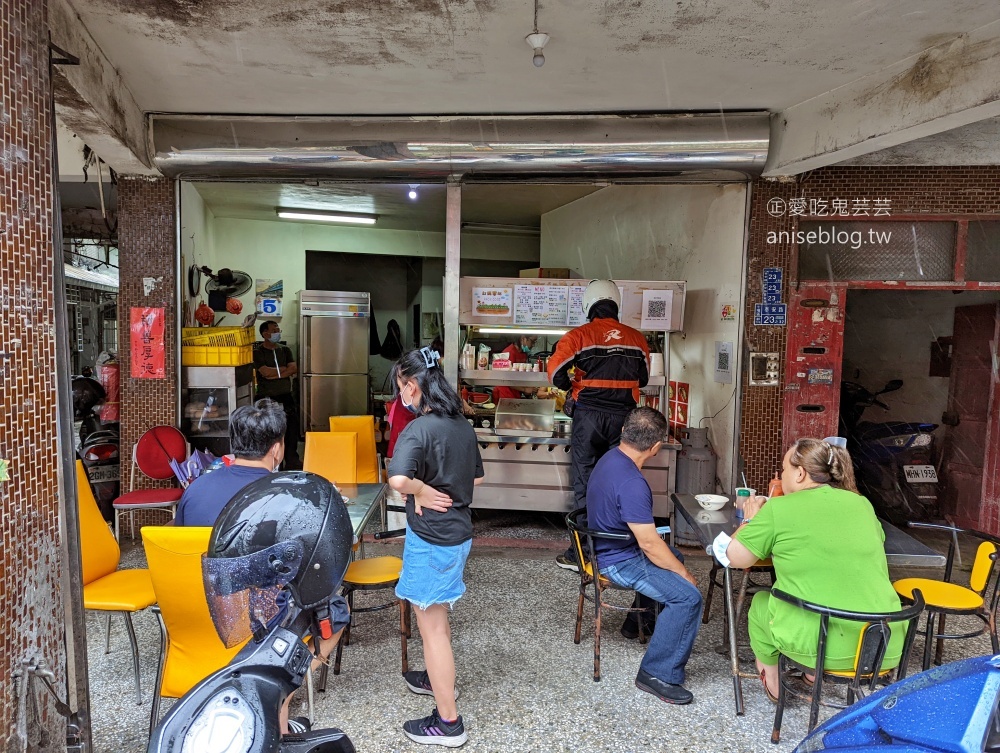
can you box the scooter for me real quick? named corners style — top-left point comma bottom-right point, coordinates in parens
top-left (72, 374), bottom-right (120, 520)
top-left (795, 654), bottom-right (1000, 752)
top-left (838, 379), bottom-right (940, 527)
top-left (148, 607), bottom-right (355, 753)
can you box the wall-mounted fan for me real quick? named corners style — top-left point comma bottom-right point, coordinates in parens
top-left (203, 267), bottom-right (253, 298)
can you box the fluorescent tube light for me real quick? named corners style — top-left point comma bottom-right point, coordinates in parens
top-left (477, 327), bottom-right (569, 336)
top-left (276, 209), bottom-right (378, 225)
top-left (461, 222), bottom-right (540, 236)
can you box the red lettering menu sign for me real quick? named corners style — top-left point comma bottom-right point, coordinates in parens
top-left (130, 307), bottom-right (165, 379)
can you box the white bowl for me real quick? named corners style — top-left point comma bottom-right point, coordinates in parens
top-left (695, 493), bottom-right (728, 511)
top-left (696, 510), bottom-right (728, 524)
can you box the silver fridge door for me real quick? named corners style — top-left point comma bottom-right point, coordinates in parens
top-left (302, 314), bottom-right (369, 375)
top-left (302, 374), bottom-right (369, 431)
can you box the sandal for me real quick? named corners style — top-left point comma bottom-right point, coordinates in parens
top-left (760, 670), bottom-right (779, 704)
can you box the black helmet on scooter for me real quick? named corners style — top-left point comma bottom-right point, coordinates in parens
top-left (203, 471), bottom-right (353, 648)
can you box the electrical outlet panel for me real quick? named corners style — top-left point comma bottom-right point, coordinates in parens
top-left (749, 352), bottom-right (781, 386)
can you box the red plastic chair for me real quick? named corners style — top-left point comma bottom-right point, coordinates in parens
top-left (113, 426), bottom-right (188, 540)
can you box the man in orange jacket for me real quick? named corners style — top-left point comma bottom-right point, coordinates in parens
top-left (547, 280), bottom-right (650, 571)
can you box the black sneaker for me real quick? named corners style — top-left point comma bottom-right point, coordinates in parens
top-left (635, 669), bottom-right (693, 705)
top-left (402, 708), bottom-right (468, 747)
top-left (555, 553), bottom-right (580, 572)
top-left (404, 669), bottom-right (460, 699)
top-left (286, 716), bottom-right (312, 735)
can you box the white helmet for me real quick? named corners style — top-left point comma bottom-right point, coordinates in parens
top-left (582, 279), bottom-right (621, 318)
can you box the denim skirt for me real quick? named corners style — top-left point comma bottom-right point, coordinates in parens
top-left (395, 523), bottom-right (472, 610)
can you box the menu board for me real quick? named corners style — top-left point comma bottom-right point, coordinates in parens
top-left (513, 284), bottom-right (570, 326)
top-left (472, 286), bottom-right (512, 316)
top-left (566, 285), bottom-right (588, 327)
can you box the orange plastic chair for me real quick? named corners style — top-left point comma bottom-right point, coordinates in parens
top-left (113, 425), bottom-right (187, 540)
top-left (77, 460), bottom-right (156, 704)
top-left (304, 431), bottom-right (358, 484)
top-left (141, 526), bottom-right (247, 735)
top-left (329, 416), bottom-right (380, 482)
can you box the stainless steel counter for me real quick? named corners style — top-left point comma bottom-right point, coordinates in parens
top-left (473, 431), bottom-right (679, 515)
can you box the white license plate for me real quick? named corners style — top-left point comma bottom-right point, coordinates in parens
top-left (904, 465), bottom-right (938, 483)
top-left (87, 465), bottom-right (120, 484)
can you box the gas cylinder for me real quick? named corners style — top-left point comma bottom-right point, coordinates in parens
top-left (674, 428), bottom-right (718, 545)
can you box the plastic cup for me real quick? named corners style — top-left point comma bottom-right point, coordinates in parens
top-left (734, 487), bottom-right (755, 520)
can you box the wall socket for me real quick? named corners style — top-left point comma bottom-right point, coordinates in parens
top-left (749, 351), bottom-right (781, 386)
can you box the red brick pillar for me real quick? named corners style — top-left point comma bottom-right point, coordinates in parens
top-left (0, 0), bottom-right (69, 745)
top-left (739, 179), bottom-right (798, 492)
top-left (117, 177), bottom-right (179, 490)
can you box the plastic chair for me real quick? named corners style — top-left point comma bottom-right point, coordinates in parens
top-left (113, 425), bottom-right (187, 540)
top-left (329, 415), bottom-right (380, 483)
top-left (768, 588), bottom-right (924, 743)
top-left (893, 522), bottom-right (1000, 670)
top-left (141, 526), bottom-right (247, 735)
top-left (565, 508), bottom-right (655, 681)
top-left (332, 555), bottom-right (410, 678)
top-left (76, 460), bottom-right (157, 704)
top-left (303, 431), bottom-right (358, 484)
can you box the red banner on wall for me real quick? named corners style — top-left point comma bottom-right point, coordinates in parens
top-left (130, 307), bottom-right (166, 379)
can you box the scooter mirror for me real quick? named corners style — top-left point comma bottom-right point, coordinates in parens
top-left (879, 379), bottom-right (904, 394)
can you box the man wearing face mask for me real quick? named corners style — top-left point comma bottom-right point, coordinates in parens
top-left (492, 334), bottom-right (541, 402)
top-left (254, 320), bottom-right (302, 470)
top-left (174, 398), bottom-right (286, 526)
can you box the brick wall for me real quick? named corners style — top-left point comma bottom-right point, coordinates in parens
top-left (117, 177), bottom-right (179, 498)
top-left (741, 166), bottom-right (1000, 507)
top-left (0, 0), bottom-right (68, 745)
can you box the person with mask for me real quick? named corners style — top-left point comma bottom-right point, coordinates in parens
top-left (547, 280), bottom-right (650, 572)
top-left (492, 334), bottom-right (541, 402)
top-left (253, 320), bottom-right (302, 470)
top-left (388, 347), bottom-right (485, 747)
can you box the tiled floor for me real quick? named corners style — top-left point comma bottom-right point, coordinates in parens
top-left (88, 515), bottom-right (991, 753)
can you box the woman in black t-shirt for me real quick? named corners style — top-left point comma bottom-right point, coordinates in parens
top-left (387, 347), bottom-right (485, 748)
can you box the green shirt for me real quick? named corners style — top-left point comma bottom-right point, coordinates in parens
top-left (735, 485), bottom-right (903, 668)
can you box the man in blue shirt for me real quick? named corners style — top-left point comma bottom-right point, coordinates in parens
top-left (586, 407), bottom-right (702, 705)
top-left (174, 398), bottom-right (285, 526)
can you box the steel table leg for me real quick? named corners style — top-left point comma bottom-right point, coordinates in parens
top-left (724, 566), bottom-right (744, 715)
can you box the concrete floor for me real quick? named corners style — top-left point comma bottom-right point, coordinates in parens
top-left (88, 516), bottom-right (992, 753)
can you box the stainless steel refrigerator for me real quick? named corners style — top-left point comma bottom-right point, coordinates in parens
top-left (299, 290), bottom-right (370, 431)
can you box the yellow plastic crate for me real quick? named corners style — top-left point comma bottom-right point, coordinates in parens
top-left (182, 326), bottom-right (255, 348)
top-left (181, 344), bottom-right (254, 367)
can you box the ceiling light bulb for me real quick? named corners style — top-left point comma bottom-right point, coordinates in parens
top-left (525, 32), bottom-right (549, 68)
top-left (408, 189), bottom-right (418, 199)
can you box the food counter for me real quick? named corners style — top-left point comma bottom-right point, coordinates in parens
top-left (473, 430), bottom-right (680, 516)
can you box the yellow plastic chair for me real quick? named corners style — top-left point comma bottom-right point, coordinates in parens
top-left (141, 525), bottom-right (248, 735)
top-left (77, 460), bottom-right (157, 705)
top-left (333, 555), bottom-right (410, 677)
top-left (303, 431), bottom-right (358, 484)
top-left (329, 415), bottom-right (380, 482)
top-left (894, 522), bottom-right (1000, 670)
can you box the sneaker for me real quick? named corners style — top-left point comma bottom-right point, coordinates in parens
top-left (402, 708), bottom-right (468, 747)
top-left (286, 716), bottom-right (312, 735)
top-left (635, 669), bottom-right (693, 705)
top-left (404, 669), bottom-right (460, 699)
top-left (555, 553), bottom-right (580, 572)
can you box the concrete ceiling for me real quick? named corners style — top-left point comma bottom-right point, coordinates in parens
top-left (51, 0), bottom-right (1000, 175)
top-left (195, 182), bottom-right (601, 231)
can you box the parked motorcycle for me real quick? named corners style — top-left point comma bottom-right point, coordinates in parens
top-left (838, 379), bottom-right (940, 527)
top-left (73, 374), bottom-right (120, 520)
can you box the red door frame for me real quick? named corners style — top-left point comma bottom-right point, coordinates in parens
top-left (782, 215), bottom-right (1000, 529)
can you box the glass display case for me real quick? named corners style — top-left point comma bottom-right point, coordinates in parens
top-left (181, 364), bottom-right (255, 456)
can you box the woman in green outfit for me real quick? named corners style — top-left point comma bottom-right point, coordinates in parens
top-left (725, 438), bottom-right (903, 701)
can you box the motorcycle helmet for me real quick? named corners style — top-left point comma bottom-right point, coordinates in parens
top-left (581, 279), bottom-right (621, 319)
top-left (71, 375), bottom-right (106, 420)
top-left (203, 472), bottom-right (353, 648)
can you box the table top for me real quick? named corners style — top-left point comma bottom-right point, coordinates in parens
top-left (338, 482), bottom-right (388, 536)
top-left (672, 492), bottom-right (947, 568)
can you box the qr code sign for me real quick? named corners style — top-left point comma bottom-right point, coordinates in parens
top-left (646, 299), bottom-right (667, 319)
top-left (717, 349), bottom-right (730, 372)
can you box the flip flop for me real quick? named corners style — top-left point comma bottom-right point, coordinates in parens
top-left (760, 670), bottom-right (779, 704)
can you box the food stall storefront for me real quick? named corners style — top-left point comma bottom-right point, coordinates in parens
top-left (458, 276), bottom-right (685, 517)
